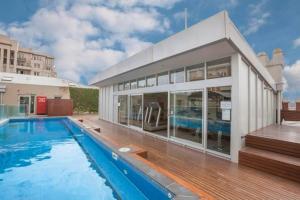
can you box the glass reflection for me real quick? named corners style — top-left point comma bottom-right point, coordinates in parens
top-left (207, 86), bottom-right (231, 154)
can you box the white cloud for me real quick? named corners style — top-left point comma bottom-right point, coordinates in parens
top-left (1, 0), bottom-right (180, 83)
top-left (283, 60), bottom-right (300, 101)
top-left (173, 10), bottom-right (185, 21)
top-left (244, 0), bottom-right (270, 35)
top-left (293, 37), bottom-right (300, 48)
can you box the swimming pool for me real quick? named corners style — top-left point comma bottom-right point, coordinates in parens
top-left (0, 117), bottom-right (196, 200)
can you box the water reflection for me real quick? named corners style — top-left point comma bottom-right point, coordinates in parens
top-left (0, 119), bottom-right (118, 200)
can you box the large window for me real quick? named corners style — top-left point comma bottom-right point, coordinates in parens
top-left (207, 57), bottom-right (231, 79)
top-left (170, 91), bottom-right (203, 144)
top-left (138, 78), bottom-right (146, 88)
top-left (170, 68), bottom-right (184, 84)
top-left (157, 72), bottom-right (169, 85)
top-left (129, 95), bottom-right (143, 128)
top-left (130, 80), bottom-right (137, 89)
top-left (118, 83), bottom-right (124, 91)
top-left (124, 82), bottom-right (130, 90)
top-left (186, 63), bottom-right (205, 82)
top-left (113, 84), bottom-right (118, 92)
top-left (143, 92), bottom-right (168, 137)
top-left (207, 86), bottom-right (231, 155)
top-left (118, 95), bottom-right (128, 125)
top-left (146, 75), bottom-right (156, 87)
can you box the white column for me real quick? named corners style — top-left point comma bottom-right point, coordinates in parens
top-left (230, 53), bottom-right (241, 163)
top-left (277, 91), bottom-right (281, 124)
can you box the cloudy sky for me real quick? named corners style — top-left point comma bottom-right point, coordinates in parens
top-left (0, 0), bottom-right (299, 100)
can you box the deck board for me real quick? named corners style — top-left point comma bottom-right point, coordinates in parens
top-left (75, 115), bottom-right (300, 200)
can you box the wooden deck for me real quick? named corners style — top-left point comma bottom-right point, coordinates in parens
top-left (75, 115), bottom-right (300, 200)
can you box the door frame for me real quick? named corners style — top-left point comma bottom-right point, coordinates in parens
top-left (19, 95), bottom-right (33, 115)
top-left (168, 89), bottom-right (205, 148)
top-left (128, 93), bottom-right (143, 131)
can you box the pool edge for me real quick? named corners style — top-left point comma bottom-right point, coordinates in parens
top-left (69, 117), bottom-right (212, 200)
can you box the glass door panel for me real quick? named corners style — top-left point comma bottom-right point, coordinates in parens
top-left (170, 91), bottom-right (203, 144)
top-left (207, 86), bottom-right (231, 155)
top-left (19, 96), bottom-right (30, 114)
top-left (129, 95), bottom-right (143, 128)
top-left (143, 92), bottom-right (168, 137)
top-left (118, 95), bottom-right (128, 125)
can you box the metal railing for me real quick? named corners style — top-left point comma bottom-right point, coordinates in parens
top-left (0, 105), bottom-right (26, 120)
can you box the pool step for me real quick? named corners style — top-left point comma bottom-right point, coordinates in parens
top-left (239, 147), bottom-right (300, 182)
top-left (245, 134), bottom-right (300, 157)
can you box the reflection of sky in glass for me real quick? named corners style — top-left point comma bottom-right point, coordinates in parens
top-left (0, 119), bottom-right (117, 200)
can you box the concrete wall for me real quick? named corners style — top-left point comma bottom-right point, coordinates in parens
top-left (2, 83), bottom-right (70, 106)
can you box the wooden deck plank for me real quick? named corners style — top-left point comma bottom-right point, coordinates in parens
top-left (75, 115), bottom-right (300, 200)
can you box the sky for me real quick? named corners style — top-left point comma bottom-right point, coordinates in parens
top-left (0, 0), bottom-right (299, 100)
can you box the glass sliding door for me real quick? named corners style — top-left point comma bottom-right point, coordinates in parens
top-left (117, 95), bottom-right (128, 125)
top-left (170, 91), bottom-right (203, 145)
top-left (207, 86), bottom-right (231, 155)
top-left (19, 96), bottom-right (30, 115)
top-left (143, 92), bottom-right (168, 137)
top-left (129, 95), bottom-right (143, 128)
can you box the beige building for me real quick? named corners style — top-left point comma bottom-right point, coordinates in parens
top-left (0, 34), bottom-right (56, 77)
top-left (0, 72), bottom-right (95, 115)
top-left (0, 72), bottom-right (70, 115)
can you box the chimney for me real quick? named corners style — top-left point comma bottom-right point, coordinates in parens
top-left (263, 48), bottom-right (285, 91)
top-left (271, 48), bottom-right (284, 66)
top-left (257, 52), bottom-right (269, 67)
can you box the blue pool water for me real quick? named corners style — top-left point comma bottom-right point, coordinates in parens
top-left (0, 118), bottom-right (173, 200)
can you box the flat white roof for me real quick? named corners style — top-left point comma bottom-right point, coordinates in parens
top-left (91, 11), bottom-right (276, 89)
top-left (0, 72), bottom-right (97, 89)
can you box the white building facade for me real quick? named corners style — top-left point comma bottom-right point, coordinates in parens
top-left (91, 11), bottom-right (282, 162)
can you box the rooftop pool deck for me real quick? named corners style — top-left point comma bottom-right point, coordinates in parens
top-left (0, 117), bottom-right (200, 200)
top-left (75, 115), bottom-right (300, 200)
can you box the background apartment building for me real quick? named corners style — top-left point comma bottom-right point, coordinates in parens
top-left (0, 34), bottom-right (56, 77)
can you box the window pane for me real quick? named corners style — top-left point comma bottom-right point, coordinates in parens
top-left (138, 78), bottom-right (146, 88)
top-left (146, 75), bottom-right (156, 87)
top-left (186, 64), bottom-right (204, 81)
top-left (118, 95), bottom-right (128, 125)
top-left (207, 86), bottom-right (231, 155)
top-left (113, 84), bottom-right (118, 92)
top-left (118, 83), bottom-right (124, 91)
top-left (170, 91), bottom-right (203, 144)
top-left (207, 57), bottom-right (231, 79)
top-left (170, 68), bottom-right (184, 84)
top-left (130, 80), bottom-right (137, 89)
top-left (157, 72), bottom-right (169, 85)
top-left (170, 72), bottom-right (175, 84)
top-left (124, 82), bottom-right (130, 90)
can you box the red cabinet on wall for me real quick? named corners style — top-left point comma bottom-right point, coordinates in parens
top-left (36, 96), bottom-right (47, 115)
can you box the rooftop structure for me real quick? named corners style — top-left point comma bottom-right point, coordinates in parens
top-left (91, 11), bottom-right (284, 162)
top-left (0, 34), bottom-right (56, 77)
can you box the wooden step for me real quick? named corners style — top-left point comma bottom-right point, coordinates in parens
top-left (239, 147), bottom-right (300, 182)
top-left (245, 134), bottom-right (300, 157)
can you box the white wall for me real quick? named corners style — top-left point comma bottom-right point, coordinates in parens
top-left (99, 85), bottom-right (114, 122)
top-left (239, 59), bottom-right (249, 137)
top-left (263, 83), bottom-right (268, 127)
top-left (249, 69), bottom-right (257, 132)
top-left (256, 78), bottom-right (263, 129)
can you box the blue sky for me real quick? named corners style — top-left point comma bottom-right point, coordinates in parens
top-left (0, 0), bottom-right (299, 100)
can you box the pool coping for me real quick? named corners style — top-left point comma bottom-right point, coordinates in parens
top-left (68, 117), bottom-right (202, 200)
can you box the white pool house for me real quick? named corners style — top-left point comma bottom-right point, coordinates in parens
top-left (91, 11), bottom-right (284, 162)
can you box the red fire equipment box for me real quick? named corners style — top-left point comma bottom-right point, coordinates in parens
top-left (36, 96), bottom-right (47, 115)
